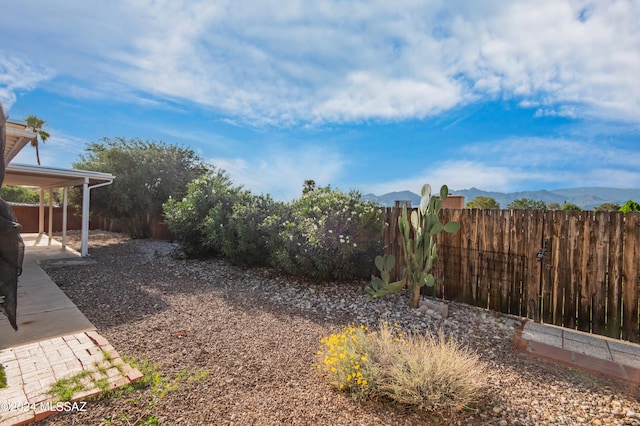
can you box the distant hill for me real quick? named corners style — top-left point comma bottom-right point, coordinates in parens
top-left (364, 187), bottom-right (640, 210)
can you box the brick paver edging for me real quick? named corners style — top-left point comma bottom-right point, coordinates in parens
top-left (513, 321), bottom-right (640, 386)
top-left (0, 331), bottom-right (143, 426)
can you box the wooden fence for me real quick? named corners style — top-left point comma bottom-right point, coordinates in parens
top-left (383, 208), bottom-right (640, 342)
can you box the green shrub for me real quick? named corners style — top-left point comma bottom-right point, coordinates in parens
top-left (560, 202), bottom-right (582, 211)
top-left (271, 186), bottom-right (383, 281)
top-left (221, 194), bottom-right (288, 267)
top-left (163, 170), bottom-right (247, 257)
top-left (0, 185), bottom-right (41, 204)
top-left (620, 200), bottom-right (640, 213)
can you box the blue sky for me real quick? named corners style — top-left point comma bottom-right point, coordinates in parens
top-left (1, 0), bottom-right (639, 201)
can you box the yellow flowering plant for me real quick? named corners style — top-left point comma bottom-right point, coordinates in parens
top-left (317, 325), bottom-right (375, 400)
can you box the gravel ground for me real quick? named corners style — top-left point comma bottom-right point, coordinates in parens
top-left (38, 231), bottom-right (640, 425)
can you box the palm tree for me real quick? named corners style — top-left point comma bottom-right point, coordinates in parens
top-left (24, 115), bottom-right (50, 165)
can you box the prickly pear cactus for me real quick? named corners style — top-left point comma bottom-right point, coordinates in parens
top-left (365, 254), bottom-right (404, 298)
top-left (366, 184), bottom-right (460, 308)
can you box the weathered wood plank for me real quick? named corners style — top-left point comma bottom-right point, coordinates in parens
top-left (562, 211), bottom-right (585, 329)
top-left (524, 209), bottom-right (544, 321)
top-left (541, 210), bottom-right (554, 324)
top-left (606, 211), bottom-right (624, 339)
top-left (440, 209), bottom-right (463, 300)
top-left (488, 210), bottom-right (504, 312)
top-left (571, 212), bottom-right (593, 332)
top-left (622, 213), bottom-right (640, 342)
top-left (508, 210), bottom-right (523, 315)
top-left (458, 209), bottom-right (474, 305)
top-left (478, 210), bottom-right (491, 309)
top-left (550, 210), bottom-right (569, 326)
top-left (592, 212), bottom-right (609, 336)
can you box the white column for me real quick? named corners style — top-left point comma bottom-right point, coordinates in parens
top-left (48, 189), bottom-right (53, 242)
top-left (62, 187), bottom-right (68, 249)
top-left (39, 188), bottom-right (45, 234)
top-left (81, 177), bottom-right (90, 257)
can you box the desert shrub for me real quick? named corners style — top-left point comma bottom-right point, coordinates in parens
top-left (163, 170), bottom-right (247, 257)
top-left (220, 194), bottom-right (288, 267)
top-left (271, 186), bottom-right (383, 281)
top-left (317, 323), bottom-right (487, 411)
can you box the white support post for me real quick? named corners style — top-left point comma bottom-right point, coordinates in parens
top-left (81, 177), bottom-right (90, 257)
top-left (48, 189), bottom-right (53, 242)
top-left (39, 188), bottom-right (45, 234)
top-left (62, 187), bottom-right (68, 249)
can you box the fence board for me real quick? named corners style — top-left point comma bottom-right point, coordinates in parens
top-left (606, 212), bottom-right (624, 338)
top-left (440, 209), bottom-right (463, 301)
top-left (525, 210), bottom-right (543, 321)
top-left (511, 211), bottom-right (525, 315)
top-left (540, 211), bottom-right (554, 324)
top-left (457, 209), bottom-right (473, 305)
top-left (496, 210), bottom-right (514, 312)
top-left (478, 210), bottom-right (492, 309)
top-left (576, 212), bottom-right (592, 332)
top-left (562, 211), bottom-right (585, 328)
top-left (623, 213), bottom-right (640, 342)
top-left (592, 212), bottom-right (609, 336)
top-left (488, 210), bottom-right (503, 312)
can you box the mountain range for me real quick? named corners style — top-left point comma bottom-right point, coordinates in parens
top-left (363, 187), bottom-right (640, 210)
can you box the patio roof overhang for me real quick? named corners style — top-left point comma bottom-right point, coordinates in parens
top-left (4, 122), bottom-right (36, 166)
top-left (3, 163), bottom-right (115, 189)
top-left (3, 164), bottom-right (115, 258)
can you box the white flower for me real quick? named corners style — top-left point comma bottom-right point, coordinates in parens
top-left (353, 243), bottom-right (357, 247)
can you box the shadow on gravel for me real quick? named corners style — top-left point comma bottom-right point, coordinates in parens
top-left (45, 241), bottom-right (356, 331)
top-left (44, 248), bottom-right (171, 329)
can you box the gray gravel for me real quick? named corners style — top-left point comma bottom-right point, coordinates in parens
top-left (39, 231), bottom-right (640, 425)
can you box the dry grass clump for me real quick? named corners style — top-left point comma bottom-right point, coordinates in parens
top-left (371, 324), bottom-right (487, 411)
top-left (318, 323), bottom-right (487, 412)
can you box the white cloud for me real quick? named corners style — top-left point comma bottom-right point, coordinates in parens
top-left (0, 56), bottom-right (52, 110)
top-left (1, 0), bottom-right (639, 124)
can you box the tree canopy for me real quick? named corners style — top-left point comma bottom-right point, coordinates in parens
top-left (620, 200), bottom-right (640, 213)
top-left (72, 137), bottom-right (210, 238)
top-left (560, 202), bottom-right (582, 211)
top-left (0, 185), bottom-right (40, 204)
top-left (594, 202), bottom-right (621, 212)
top-left (466, 196), bottom-right (500, 209)
top-left (507, 198), bottom-right (548, 210)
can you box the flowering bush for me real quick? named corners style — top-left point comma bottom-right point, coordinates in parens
top-left (317, 325), bottom-right (375, 400)
top-left (318, 323), bottom-right (487, 411)
top-left (271, 186), bottom-right (383, 281)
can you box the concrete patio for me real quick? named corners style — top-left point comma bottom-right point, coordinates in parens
top-left (0, 234), bottom-right (142, 426)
